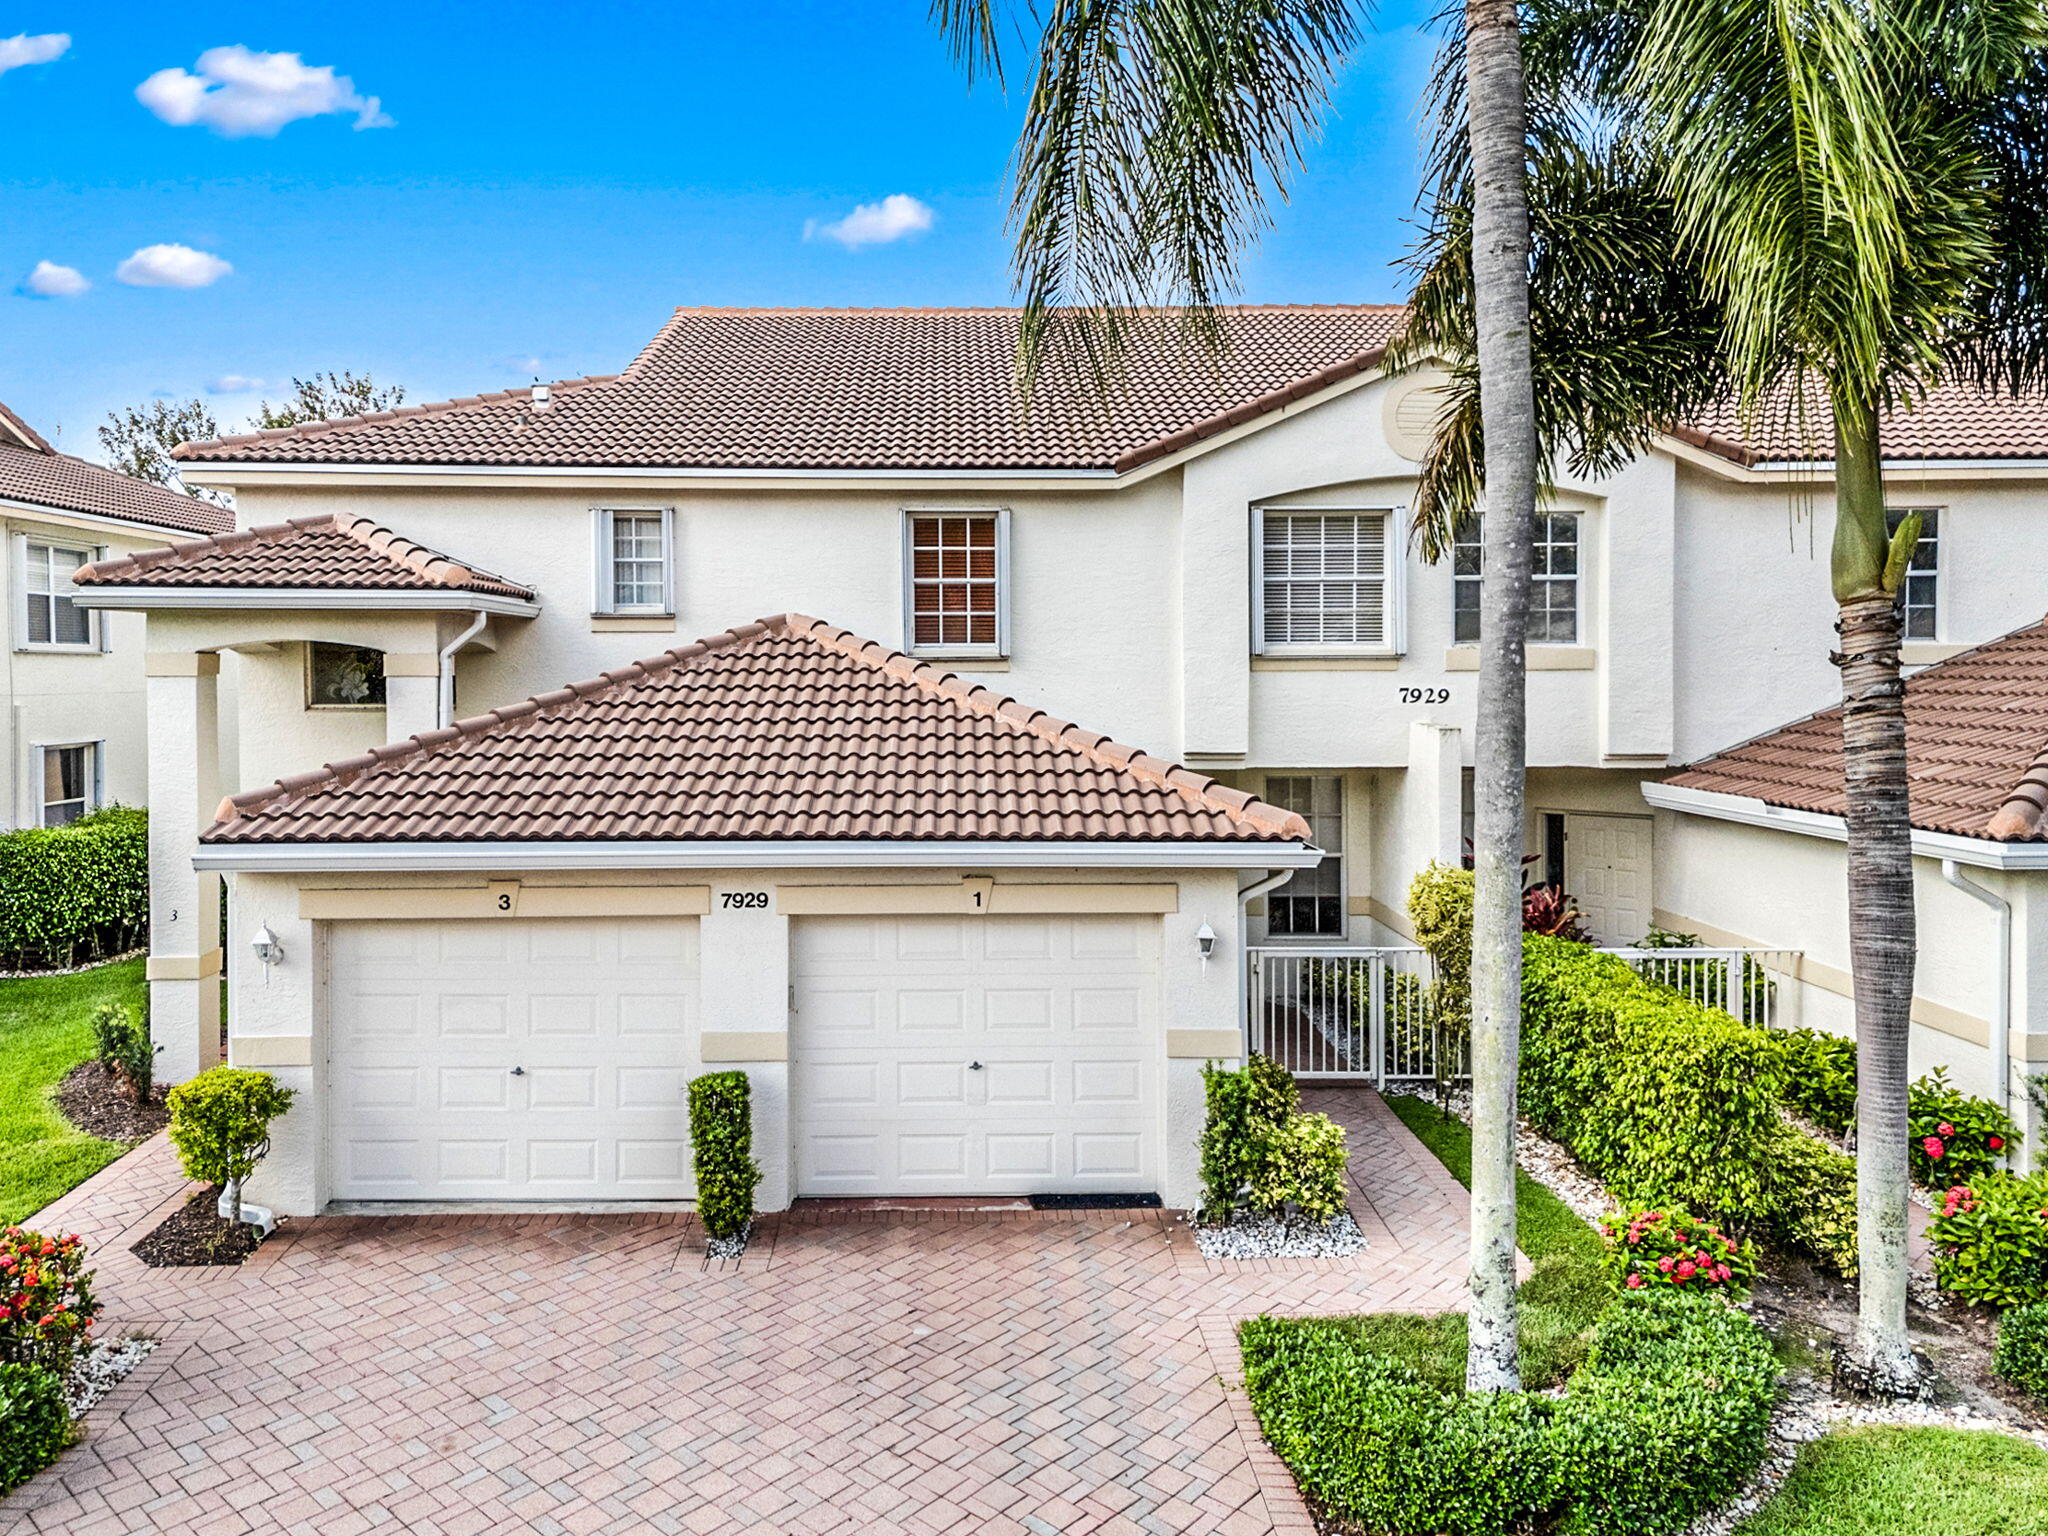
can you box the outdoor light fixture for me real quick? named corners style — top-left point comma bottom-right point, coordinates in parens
top-left (251, 925), bottom-right (284, 968)
top-left (1195, 922), bottom-right (1217, 966)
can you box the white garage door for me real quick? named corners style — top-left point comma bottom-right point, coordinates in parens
top-left (792, 914), bottom-right (1161, 1197)
top-left (328, 917), bottom-right (699, 1201)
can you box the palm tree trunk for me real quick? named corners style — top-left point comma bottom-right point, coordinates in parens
top-left (1462, 0), bottom-right (1536, 1395)
top-left (1833, 388), bottom-right (1920, 1395)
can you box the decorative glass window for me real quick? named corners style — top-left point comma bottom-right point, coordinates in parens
top-left (306, 643), bottom-right (387, 708)
top-left (23, 541), bottom-right (94, 648)
top-left (1264, 775), bottom-right (1345, 937)
top-left (1886, 507), bottom-right (1939, 640)
top-left (1453, 511), bottom-right (1579, 644)
top-left (40, 742), bottom-right (98, 826)
top-left (1257, 511), bottom-right (1396, 652)
top-left (592, 508), bottom-right (675, 614)
top-left (907, 511), bottom-right (1004, 653)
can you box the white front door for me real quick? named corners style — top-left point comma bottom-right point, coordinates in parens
top-left (1563, 813), bottom-right (1654, 946)
top-left (327, 916), bottom-right (700, 1201)
top-left (791, 914), bottom-right (1161, 1197)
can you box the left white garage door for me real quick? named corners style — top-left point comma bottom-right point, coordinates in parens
top-left (328, 917), bottom-right (700, 1201)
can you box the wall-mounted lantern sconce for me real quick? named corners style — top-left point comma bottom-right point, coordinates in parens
top-left (251, 924), bottom-right (284, 969)
top-left (1195, 922), bottom-right (1217, 969)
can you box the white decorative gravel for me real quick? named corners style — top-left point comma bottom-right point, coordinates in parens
top-left (65, 1334), bottom-right (155, 1417)
top-left (704, 1224), bottom-right (750, 1261)
top-left (1193, 1210), bottom-right (1367, 1260)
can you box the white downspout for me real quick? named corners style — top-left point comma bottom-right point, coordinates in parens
top-left (436, 613), bottom-right (488, 729)
top-left (1237, 869), bottom-right (1298, 1048)
top-left (1942, 859), bottom-right (2012, 1135)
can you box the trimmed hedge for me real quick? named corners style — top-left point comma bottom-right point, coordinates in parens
top-left (1241, 1290), bottom-right (1777, 1536)
top-left (688, 1071), bottom-right (760, 1240)
top-left (1996, 1300), bottom-right (2048, 1400)
top-left (0, 1362), bottom-right (69, 1496)
top-left (1776, 1027), bottom-right (1857, 1137)
top-left (0, 807), bottom-right (148, 972)
top-left (1928, 1170), bottom-right (2048, 1308)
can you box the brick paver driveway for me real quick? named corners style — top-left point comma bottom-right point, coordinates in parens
top-left (4, 1090), bottom-right (1474, 1536)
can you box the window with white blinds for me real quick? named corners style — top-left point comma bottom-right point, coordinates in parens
top-left (1255, 510), bottom-right (1399, 653)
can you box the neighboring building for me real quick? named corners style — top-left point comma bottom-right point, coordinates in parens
top-left (71, 305), bottom-right (2048, 1214)
top-left (0, 399), bottom-right (231, 831)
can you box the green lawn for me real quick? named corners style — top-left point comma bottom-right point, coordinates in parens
top-left (1254, 1093), bottom-right (1612, 1392)
top-left (1739, 1426), bottom-right (2048, 1535)
top-left (0, 959), bottom-right (144, 1225)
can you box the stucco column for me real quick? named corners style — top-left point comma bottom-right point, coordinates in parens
top-left (1409, 719), bottom-right (1465, 864)
top-left (146, 652), bottom-right (223, 1083)
top-left (382, 651), bottom-right (441, 740)
top-left (699, 880), bottom-right (793, 1212)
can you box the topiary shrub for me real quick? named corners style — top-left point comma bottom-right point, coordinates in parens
top-left (89, 1001), bottom-right (152, 1104)
top-left (1775, 1028), bottom-right (1857, 1137)
top-left (1909, 1068), bottom-right (2021, 1185)
top-left (1199, 1053), bottom-right (1296, 1224)
top-left (1928, 1172), bottom-right (2048, 1308)
top-left (166, 1067), bottom-right (296, 1227)
top-left (1240, 1289), bottom-right (1776, 1536)
top-left (0, 806), bottom-right (148, 972)
top-left (1995, 1300), bottom-right (2048, 1400)
top-left (1248, 1112), bottom-right (1349, 1222)
top-left (688, 1071), bottom-right (760, 1240)
top-left (0, 1363), bottom-right (70, 1496)
top-left (0, 1229), bottom-right (97, 1378)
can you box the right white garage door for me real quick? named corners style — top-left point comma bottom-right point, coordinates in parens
top-left (792, 914), bottom-right (1161, 1197)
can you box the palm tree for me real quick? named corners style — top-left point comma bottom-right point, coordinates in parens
top-left (930, 0), bottom-right (1543, 1389)
top-left (1406, 0), bottom-right (2048, 1394)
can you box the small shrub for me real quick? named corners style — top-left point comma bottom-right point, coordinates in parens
top-left (1409, 863), bottom-right (1475, 1095)
top-left (0, 805), bottom-right (149, 972)
top-left (0, 1229), bottom-right (97, 1379)
top-left (1909, 1068), bottom-right (2020, 1186)
top-left (1199, 1054), bottom-right (1297, 1224)
top-left (688, 1071), bottom-right (760, 1240)
top-left (1775, 1028), bottom-right (1857, 1137)
top-left (0, 1363), bottom-right (70, 1495)
top-left (1522, 882), bottom-right (1591, 943)
top-left (1996, 1300), bottom-right (2048, 1400)
top-left (1248, 1112), bottom-right (1349, 1222)
top-left (166, 1067), bottom-right (296, 1225)
top-left (1601, 1206), bottom-right (1758, 1298)
top-left (1757, 1128), bottom-right (1860, 1276)
top-left (89, 1001), bottom-right (152, 1104)
top-left (1928, 1172), bottom-right (2048, 1308)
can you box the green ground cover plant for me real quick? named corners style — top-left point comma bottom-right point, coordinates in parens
top-left (1737, 1426), bottom-right (2048, 1536)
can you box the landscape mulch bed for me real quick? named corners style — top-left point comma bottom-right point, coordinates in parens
top-left (131, 1185), bottom-right (266, 1268)
top-left (57, 1061), bottom-right (169, 1144)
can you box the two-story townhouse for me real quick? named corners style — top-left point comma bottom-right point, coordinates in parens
top-left (0, 399), bottom-right (232, 831)
top-left (73, 305), bottom-right (2048, 1215)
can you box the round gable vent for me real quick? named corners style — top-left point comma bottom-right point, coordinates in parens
top-left (1383, 377), bottom-right (1451, 462)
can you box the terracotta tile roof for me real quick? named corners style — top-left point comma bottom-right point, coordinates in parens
top-left (203, 614), bottom-right (1313, 848)
top-left (1667, 617), bottom-right (2048, 840)
top-left (173, 306), bottom-right (1407, 472)
top-left (72, 511), bottom-right (535, 600)
top-left (0, 398), bottom-right (230, 535)
top-left (1675, 379), bottom-right (2048, 467)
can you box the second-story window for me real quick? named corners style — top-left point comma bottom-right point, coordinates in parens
top-left (906, 510), bottom-right (1005, 655)
top-left (1887, 507), bottom-right (1939, 639)
top-left (1453, 510), bottom-right (1579, 644)
top-left (21, 539), bottom-right (96, 649)
top-left (592, 507), bottom-right (675, 615)
top-left (1255, 509), bottom-right (1399, 653)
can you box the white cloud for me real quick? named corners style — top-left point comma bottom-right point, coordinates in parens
top-left (804, 194), bottom-right (935, 250)
top-left (136, 46), bottom-right (392, 138)
top-left (207, 374), bottom-right (266, 394)
top-left (0, 33), bottom-right (68, 78)
top-left (116, 244), bottom-right (233, 288)
top-left (22, 260), bottom-right (88, 298)
top-left (501, 354), bottom-right (544, 375)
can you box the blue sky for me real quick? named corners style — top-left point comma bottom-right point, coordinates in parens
top-left (3, 2), bottom-right (1439, 457)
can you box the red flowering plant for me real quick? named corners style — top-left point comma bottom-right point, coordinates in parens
top-left (1600, 1206), bottom-right (1759, 1298)
top-left (0, 1227), bottom-right (98, 1378)
top-left (1909, 1069), bottom-right (2021, 1186)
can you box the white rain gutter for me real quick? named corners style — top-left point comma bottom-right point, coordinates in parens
top-left (1642, 781), bottom-right (2048, 870)
top-left (192, 839), bottom-right (1328, 873)
top-left (1942, 860), bottom-right (2014, 1130)
top-left (74, 587), bottom-right (539, 616)
top-left (436, 612), bottom-right (488, 728)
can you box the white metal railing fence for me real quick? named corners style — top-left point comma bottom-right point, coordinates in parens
top-left (1247, 943), bottom-right (1804, 1083)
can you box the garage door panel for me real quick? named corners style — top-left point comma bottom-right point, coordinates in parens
top-left (329, 917), bottom-right (699, 1202)
top-left (793, 914), bottom-right (1162, 1196)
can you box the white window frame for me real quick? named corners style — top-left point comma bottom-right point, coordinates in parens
top-left (1887, 505), bottom-right (1941, 642)
top-left (36, 739), bottom-right (102, 827)
top-left (590, 506), bottom-right (676, 616)
top-left (1453, 509), bottom-right (1583, 645)
top-left (1261, 773), bottom-right (1347, 940)
top-left (901, 506), bottom-right (1010, 659)
top-left (1251, 505), bottom-right (1406, 658)
top-left (13, 533), bottom-right (103, 654)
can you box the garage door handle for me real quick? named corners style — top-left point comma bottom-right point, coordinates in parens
top-left (510, 1066), bottom-right (526, 1076)
top-left (969, 1061), bottom-right (983, 1071)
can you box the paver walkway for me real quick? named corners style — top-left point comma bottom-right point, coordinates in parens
top-left (4, 1089), bottom-right (1477, 1536)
